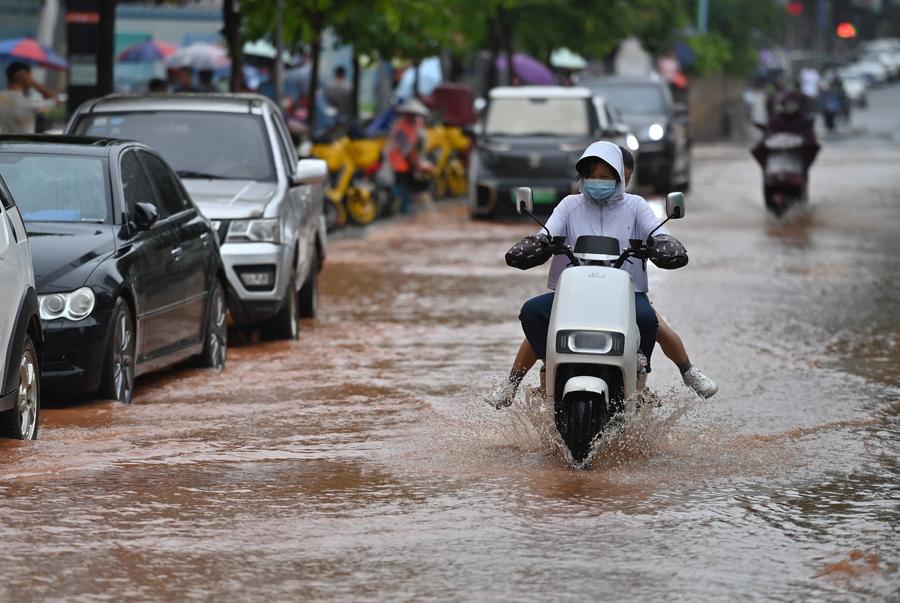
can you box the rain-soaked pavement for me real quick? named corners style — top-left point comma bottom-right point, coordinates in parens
top-left (2, 85), bottom-right (899, 602)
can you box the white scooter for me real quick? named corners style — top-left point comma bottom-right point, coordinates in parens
top-left (514, 187), bottom-right (686, 464)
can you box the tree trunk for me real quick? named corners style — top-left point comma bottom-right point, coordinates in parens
top-left (350, 49), bottom-right (360, 120)
top-left (224, 0), bottom-right (243, 92)
top-left (306, 11), bottom-right (323, 131)
top-left (97, 0), bottom-right (115, 95)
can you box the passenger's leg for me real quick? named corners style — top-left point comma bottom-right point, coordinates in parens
top-left (509, 338), bottom-right (537, 385)
top-left (634, 293), bottom-right (658, 372)
top-left (486, 292), bottom-right (554, 409)
top-left (657, 314), bottom-right (691, 372)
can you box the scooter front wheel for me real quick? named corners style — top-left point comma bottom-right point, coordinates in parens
top-left (557, 393), bottom-right (600, 464)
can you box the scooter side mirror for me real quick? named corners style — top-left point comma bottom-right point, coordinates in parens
top-left (515, 187), bottom-right (534, 215)
top-left (666, 192), bottom-right (686, 219)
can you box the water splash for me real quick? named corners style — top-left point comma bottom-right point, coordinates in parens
top-left (500, 383), bottom-right (704, 470)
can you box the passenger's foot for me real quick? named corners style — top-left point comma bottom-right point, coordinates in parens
top-left (682, 366), bottom-right (718, 398)
top-left (484, 379), bottom-right (519, 409)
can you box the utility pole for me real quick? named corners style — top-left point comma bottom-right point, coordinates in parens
top-left (697, 0), bottom-right (709, 34)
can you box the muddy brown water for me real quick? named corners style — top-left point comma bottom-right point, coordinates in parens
top-left (2, 94), bottom-right (899, 601)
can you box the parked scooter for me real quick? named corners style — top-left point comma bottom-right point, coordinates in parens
top-left (514, 187), bottom-right (687, 466)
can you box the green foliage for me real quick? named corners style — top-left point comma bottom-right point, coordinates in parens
top-left (687, 32), bottom-right (732, 75)
top-left (238, 0), bottom-right (787, 76)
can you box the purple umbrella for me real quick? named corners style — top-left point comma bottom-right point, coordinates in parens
top-left (496, 53), bottom-right (556, 85)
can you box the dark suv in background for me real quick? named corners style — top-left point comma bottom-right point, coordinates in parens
top-left (583, 77), bottom-right (691, 192)
top-left (470, 86), bottom-right (626, 218)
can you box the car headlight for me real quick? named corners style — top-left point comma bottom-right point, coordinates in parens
top-left (648, 123), bottom-right (665, 141)
top-left (39, 286), bottom-right (96, 321)
top-left (226, 218), bottom-right (280, 243)
top-left (626, 134), bottom-right (640, 151)
top-left (555, 330), bottom-right (625, 356)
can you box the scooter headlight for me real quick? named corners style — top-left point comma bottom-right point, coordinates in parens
top-left (556, 330), bottom-right (625, 356)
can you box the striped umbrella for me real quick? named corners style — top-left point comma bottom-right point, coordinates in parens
top-left (118, 40), bottom-right (176, 63)
top-left (0, 37), bottom-right (67, 70)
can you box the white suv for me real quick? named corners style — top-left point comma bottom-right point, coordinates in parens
top-left (67, 94), bottom-right (329, 340)
top-left (0, 174), bottom-right (41, 440)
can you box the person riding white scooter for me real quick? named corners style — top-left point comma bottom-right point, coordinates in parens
top-left (487, 141), bottom-right (689, 409)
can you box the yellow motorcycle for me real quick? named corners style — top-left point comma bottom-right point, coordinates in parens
top-left (311, 137), bottom-right (385, 229)
top-left (425, 125), bottom-right (471, 199)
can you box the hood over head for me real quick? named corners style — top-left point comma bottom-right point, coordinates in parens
top-left (576, 140), bottom-right (625, 205)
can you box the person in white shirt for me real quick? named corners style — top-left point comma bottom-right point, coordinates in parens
top-left (0, 62), bottom-right (57, 135)
top-left (799, 66), bottom-right (820, 100)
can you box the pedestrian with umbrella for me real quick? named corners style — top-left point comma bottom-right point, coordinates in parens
top-left (0, 62), bottom-right (57, 134)
top-left (0, 36), bottom-right (64, 134)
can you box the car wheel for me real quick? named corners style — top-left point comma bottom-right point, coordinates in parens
top-left (1, 335), bottom-right (39, 440)
top-left (263, 269), bottom-right (299, 340)
top-left (197, 280), bottom-right (227, 370)
top-left (99, 298), bottom-right (136, 404)
top-left (298, 251), bottom-right (319, 319)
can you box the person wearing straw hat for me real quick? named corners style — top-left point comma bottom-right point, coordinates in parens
top-left (387, 98), bottom-right (435, 214)
top-left (0, 62), bottom-right (57, 134)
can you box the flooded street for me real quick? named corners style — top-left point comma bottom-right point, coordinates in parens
top-left (2, 86), bottom-right (899, 602)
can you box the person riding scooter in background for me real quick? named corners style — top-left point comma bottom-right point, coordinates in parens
top-left (487, 141), bottom-right (689, 409)
top-left (752, 91), bottom-right (820, 176)
top-left (619, 146), bottom-right (717, 398)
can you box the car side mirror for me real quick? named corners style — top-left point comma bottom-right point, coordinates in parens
top-left (293, 158), bottom-right (328, 185)
top-left (515, 187), bottom-right (534, 215)
top-left (666, 192), bottom-right (686, 219)
top-left (133, 202), bottom-right (159, 231)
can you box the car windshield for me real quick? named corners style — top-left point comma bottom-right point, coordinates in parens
top-left (74, 111), bottom-right (276, 182)
top-left (0, 153), bottom-right (109, 223)
top-left (591, 84), bottom-right (666, 116)
top-left (485, 98), bottom-right (589, 137)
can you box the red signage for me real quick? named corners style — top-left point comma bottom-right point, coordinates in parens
top-left (65, 11), bottom-right (100, 24)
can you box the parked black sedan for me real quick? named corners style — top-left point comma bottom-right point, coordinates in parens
top-left (582, 77), bottom-right (691, 192)
top-left (0, 136), bottom-right (228, 404)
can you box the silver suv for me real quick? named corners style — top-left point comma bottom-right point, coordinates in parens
top-left (67, 94), bottom-right (328, 339)
top-left (0, 174), bottom-right (41, 440)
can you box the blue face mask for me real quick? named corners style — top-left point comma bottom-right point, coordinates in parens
top-left (582, 178), bottom-right (617, 201)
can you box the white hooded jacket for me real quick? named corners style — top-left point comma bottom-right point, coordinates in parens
top-left (544, 141), bottom-right (662, 292)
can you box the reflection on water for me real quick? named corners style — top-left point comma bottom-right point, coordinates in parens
top-left (0, 137), bottom-right (898, 601)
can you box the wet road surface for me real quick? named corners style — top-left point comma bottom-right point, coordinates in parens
top-left (1, 86), bottom-right (899, 601)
